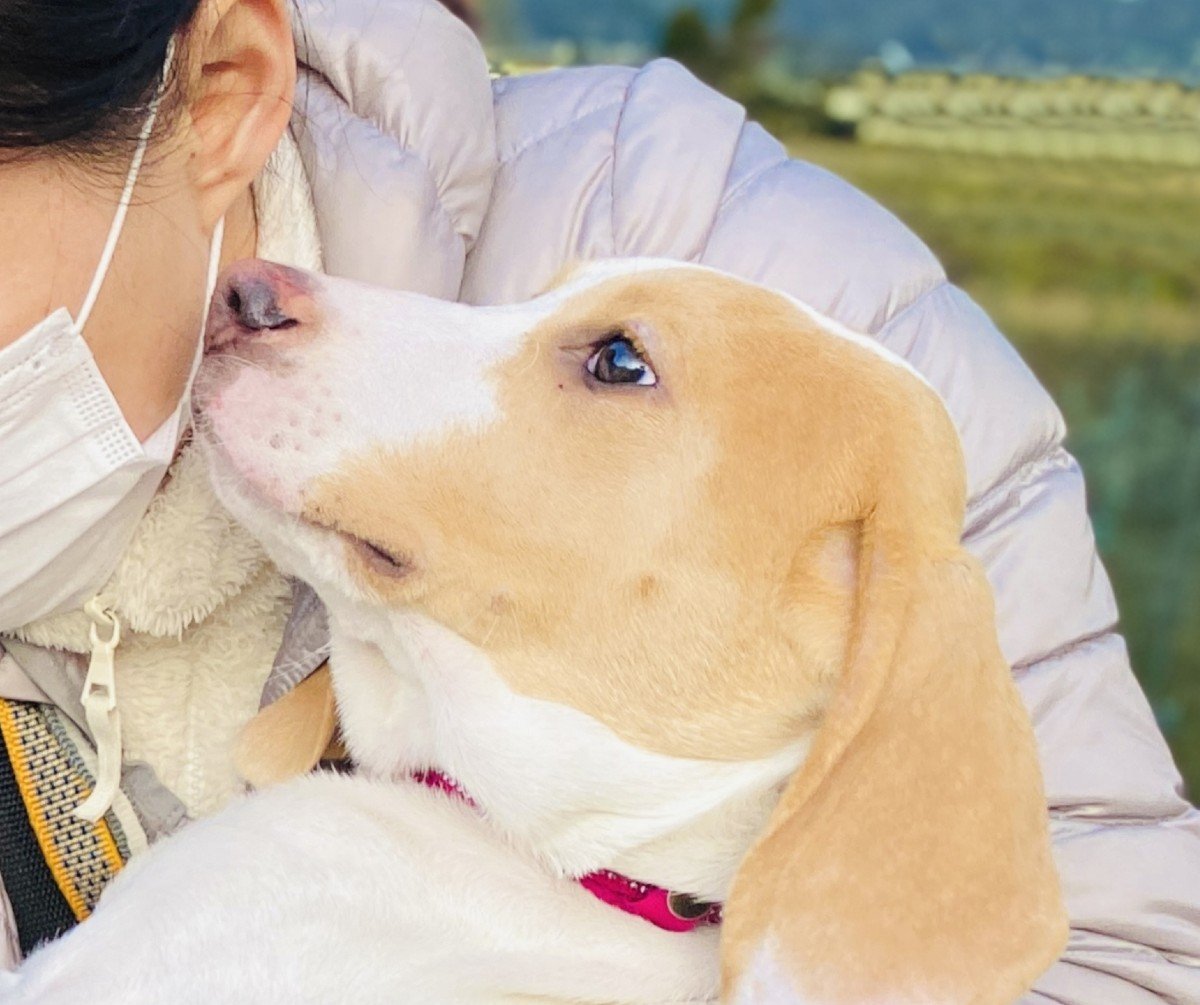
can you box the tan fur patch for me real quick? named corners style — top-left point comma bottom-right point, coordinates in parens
top-left (301, 272), bottom-right (953, 761)
top-left (233, 663), bottom-right (337, 788)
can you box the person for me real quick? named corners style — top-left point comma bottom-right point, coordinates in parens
top-left (0, 0), bottom-right (1196, 997)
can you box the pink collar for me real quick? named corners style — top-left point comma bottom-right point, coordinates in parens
top-left (413, 770), bottom-right (723, 933)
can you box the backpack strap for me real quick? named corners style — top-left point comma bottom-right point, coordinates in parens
top-left (0, 698), bottom-right (127, 956)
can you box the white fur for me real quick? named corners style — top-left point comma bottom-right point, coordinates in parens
top-left (731, 940), bottom-right (809, 1005)
top-left (730, 939), bottom-right (952, 1005)
top-left (3, 776), bottom-right (720, 1004)
top-left (327, 606), bottom-right (805, 898)
top-left (203, 288), bottom-right (532, 513)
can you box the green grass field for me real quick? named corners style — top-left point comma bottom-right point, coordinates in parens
top-left (785, 135), bottom-right (1200, 795)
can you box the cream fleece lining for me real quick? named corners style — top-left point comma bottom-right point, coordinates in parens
top-left (4, 133), bottom-right (323, 818)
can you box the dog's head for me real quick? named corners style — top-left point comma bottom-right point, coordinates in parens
top-left (196, 259), bottom-right (1065, 1004)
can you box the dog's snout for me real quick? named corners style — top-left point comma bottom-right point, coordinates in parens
top-left (207, 260), bottom-right (316, 352)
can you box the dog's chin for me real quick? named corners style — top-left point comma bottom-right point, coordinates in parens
top-left (195, 430), bottom-right (340, 590)
top-left (195, 429), bottom-right (278, 521)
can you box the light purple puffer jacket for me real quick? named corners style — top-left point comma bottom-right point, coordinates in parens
top-left (5, 0), bottom-right (1199, 995)
top-left (294, 4), bottom-right (1200, 998)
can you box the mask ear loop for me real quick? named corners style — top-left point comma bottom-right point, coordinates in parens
top-left (74, 37), bottom-right (177, 334)
top-left (71, 38), bottom-right (180, 827)
top-left (207, 217), bottom-right (226, 292)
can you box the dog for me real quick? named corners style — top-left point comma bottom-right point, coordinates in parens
top-left (1, 259), bottom-right (1066, 1004)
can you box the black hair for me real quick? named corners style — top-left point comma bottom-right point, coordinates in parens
top-left (0, 0), bottom-right (203, 155)
top-left (0, 0), bottom-right (481, 159)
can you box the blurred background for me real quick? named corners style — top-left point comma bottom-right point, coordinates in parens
top-left (467, 0), bottom-right (1200, 795)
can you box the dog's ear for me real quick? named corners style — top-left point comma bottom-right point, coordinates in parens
top-left (234, 664), bottom-right (340, 789)
top-left (722, 398), bottom-right (1067, 1003)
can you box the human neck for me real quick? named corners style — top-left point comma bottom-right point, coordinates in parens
top-left (223, 183), bottom-right (259, 266)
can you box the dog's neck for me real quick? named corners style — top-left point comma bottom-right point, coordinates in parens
top-left (325, 602), bottom-right (808, 903)
top-left (604, 771), bottom-right (796, 902)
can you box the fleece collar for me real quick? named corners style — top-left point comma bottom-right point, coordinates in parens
top-left (6, 442), bottom-right (277, 651)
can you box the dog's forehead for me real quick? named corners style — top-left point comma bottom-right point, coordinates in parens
top-left (536, 259), bottom-right (935, 393)
top-left (319, 258), bottom-right (931, 402)
top-left (214, 259), bottom-right (944, 519)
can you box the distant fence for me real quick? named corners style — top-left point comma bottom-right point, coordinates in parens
top-left (825, 71), bottom-right (1200, 167)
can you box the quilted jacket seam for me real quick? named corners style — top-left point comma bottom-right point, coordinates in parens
top-left (723, 146), bottom-right (790, 209)
top-left (964, 446), bottom-right (1074, 538)
top-left (607, 72), bottom-right (639, 253)
top-left (704, 148), bottom-right (790, 246)
top-left (874, 276), bottom-right (953, 337)
top-left (1012, 626), bottom-right (1120, 675)
top-left (298, 67), bottom-right (470, 243)
top-left (1050, 807), bottom-right (1200, 829)
top-left (362, 113), bottom-right (467, 241)
top-left (498, 96), bottom-right (629, 167)
top-left (1068, 927), bottom-right (1200, 972)
top-left (691, 101), bottom-right (752, 260)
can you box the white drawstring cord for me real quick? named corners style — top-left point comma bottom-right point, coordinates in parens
top-left (74, 37), bottom-right (176, 333)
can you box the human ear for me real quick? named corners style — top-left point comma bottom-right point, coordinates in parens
top-left (183, 0), bottom-right (295, 229)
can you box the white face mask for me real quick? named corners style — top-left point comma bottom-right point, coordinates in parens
top-left (0, 46), bottom-right (225, 632)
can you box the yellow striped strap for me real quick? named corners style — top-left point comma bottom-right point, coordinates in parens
top-left (0, 698), bottom-right (125, 921)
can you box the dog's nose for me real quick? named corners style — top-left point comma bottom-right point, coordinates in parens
top-left (206, 260), bottom-right (315, 351)
top-left (228, 276), bottom-right (294, 331)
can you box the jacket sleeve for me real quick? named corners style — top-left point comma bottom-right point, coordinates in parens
top-left (464, 58), bottom-right (1200, 1001)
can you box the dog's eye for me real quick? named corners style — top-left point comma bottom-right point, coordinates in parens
top-left (348, 535), bottom-right (412, 579)
top-left (586, 336), bottom-right (657, 387)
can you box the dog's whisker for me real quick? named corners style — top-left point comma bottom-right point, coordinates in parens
top-left (479, 610), bottom-right (503, 647)
top-left (506, 604), bottom-right (523, 648)
top-left (512, 337), bottom-right (542, 377)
